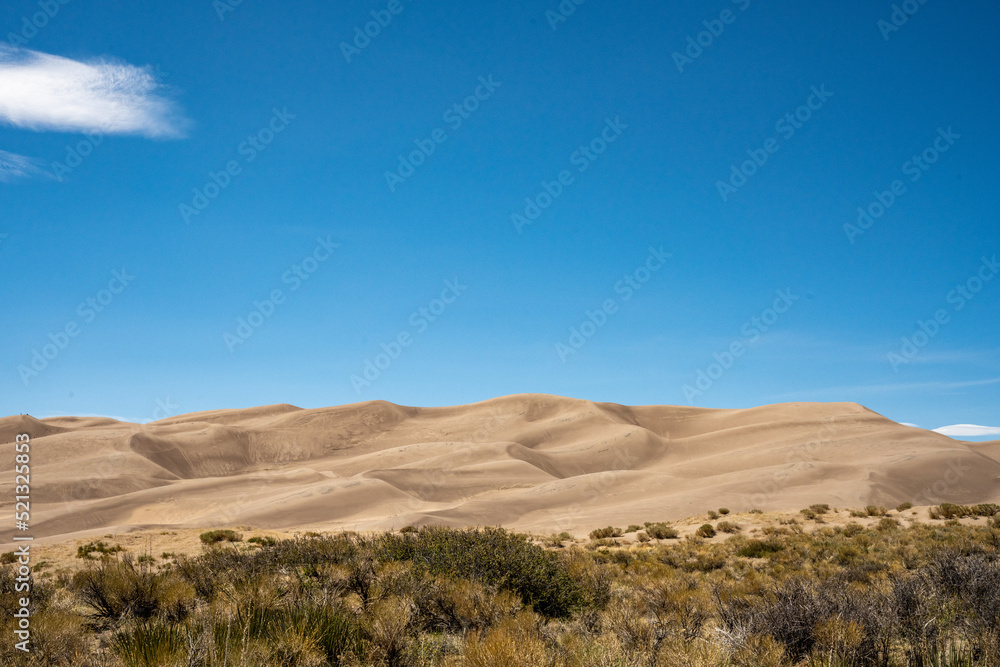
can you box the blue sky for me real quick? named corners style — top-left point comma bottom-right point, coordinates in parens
top-left (1, 0), bottom-right (997, 438)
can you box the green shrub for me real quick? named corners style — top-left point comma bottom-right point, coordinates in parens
top-left (718, 507), bottom-right (730, 515)
top-left (809, 504), bottom-right (830, 514)
top-left (849, 509), bottom-right (868, 518)
top-left (800, 509), bottom-right (817, 520)
top-left (73, 555), bottom-right (193, 623)
top-left (737, 539), bottom-right (784, 558)
top-left (0, 552), bottom-right (16, 564)
top-left (399, 525), bottom-right (418, 533)
top-left (842, 523), bottom-right (865, 537)
top-left (111, 621), bottom-right (184, 667)
top-left (865, 505), bottom-right (888, 517)
top-left (937, 503), bottom-right (972, 519)
top-left (749, 508), bottom-right (763, 514)
top-left (877, 517), bottom-right (901, 531)
top-left (589, 526), bottom-right (622, 539)
top-left (636, 531), bottom-right (650, 543)
top-left (972, 503), bottom-right (1000, 517)
top-left (707, 510), bottom-right (720, 520)
top-left (695, 524), bottom-right (716, 538)
top-left (247, 536), bottom-right (278, 546)
top-left (896, 501), bottom-right (913, 511)
top-left (626, 524), bottom-right (642, 533)
top-left (645, 523), bottom-right (679, 540)
top-left (199, 529), bottom-right (243, 545)
top-left (76, 540), bottom-right (123, 559)
top-left (716, 521), bottom-right (741, 534)
top-left (373, 527), bottom-right (583, 618)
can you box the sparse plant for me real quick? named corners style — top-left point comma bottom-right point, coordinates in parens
top-left (896, 501), bottom-right (913, 511)
top-left (645, 523), bottom-right (679, 540)
top-left (695, 524), bottom-right (716, 538)
top-left (717, 521), bottom-right (741, 534)
top-left (199, 529), bottom-right (243, 544)
top-left (589, 526), bottom-right (622, 539)
top-left (718, 507), bottom-right (730, 515)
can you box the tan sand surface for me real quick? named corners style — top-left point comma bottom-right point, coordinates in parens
top-left (2, 395), bottom-right (998, 547)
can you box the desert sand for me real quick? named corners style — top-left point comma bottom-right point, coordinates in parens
top-left (2, 394), bottom-right (999, 547)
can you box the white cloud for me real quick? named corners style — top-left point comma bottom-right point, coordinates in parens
top-left (933, 424), bottom-right (1000, 437)
top-left (0, 45), bottom-right (186, 137)
top-left (0, 148), bottom-right (48, 181)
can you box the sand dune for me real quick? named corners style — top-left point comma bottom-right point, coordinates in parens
top-left (2, 395), bottom-right (999, 545)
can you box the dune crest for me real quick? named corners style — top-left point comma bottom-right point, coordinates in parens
top-left (2, 395), bottom-right (998, 544)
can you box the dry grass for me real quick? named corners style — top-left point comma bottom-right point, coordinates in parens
top-left (2, 507), bottom-right (1000, 665)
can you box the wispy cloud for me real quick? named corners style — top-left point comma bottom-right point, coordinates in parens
top-left (933, 424), bottom-right (1000, 438)
top-left (0, 148), bottom-right (48, 181)
top-left (0, 45), bottom-right (186, 138)
top-left (766, 377), bottom-right (1000, 402)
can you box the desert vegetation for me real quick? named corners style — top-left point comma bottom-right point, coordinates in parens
top-left (1, 506), bottom-right (999, 666)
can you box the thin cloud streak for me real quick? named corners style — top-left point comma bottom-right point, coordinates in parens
top-left (765, 377), bottom-right (1000, 402)
top-left (0, 45), bottom-right (187, 138)
top-left (0, 148), bottom-right (47, 181)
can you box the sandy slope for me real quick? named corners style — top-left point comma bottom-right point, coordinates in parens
top-left (2, 395), bottom-right (998, 545)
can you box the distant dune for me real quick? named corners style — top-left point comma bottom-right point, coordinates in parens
top-left (2, 395), bottom-right (999, 545)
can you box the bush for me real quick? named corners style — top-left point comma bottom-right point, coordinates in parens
top-left (199, 529), bottom-right (243, 544)
top-left (973, 503), bottom-right (1000, 517)
top-left (400, 525), bottom-right (418, 533)
top-left (842, 523), bottom-right (865, 537)
top-left (877, 517), bottom-right (901, 531)
top-left (626, 524), bottom-right (642, 533)
top-left (374, 527), bottom-right (583, 618)
top-left (865, 505), bottom-right (888, 517)
top-left (896, 501), bottom-right (913, 511)
top-left (737, 539), bottom-right (784, 558)
top-left (850, 509), bottom-right (868, 518)
top-left (111, 621), bottom-right (185, 667)
top-left (809, 504), bottom-right (830, 514)
top-left (247, 535), bottom-right (278, 546)
top-left (695, 524), bottom-right (716, 538)
top-left (0, 552), bottom-right (16, 564)
top-left (718, 507), bottom-right (730, 515)
top-left (800, 509), bottom-right (817, 520)
top-left (645, 523), bottom-right (679, 540)
top-left (749, 508), bottom-right (763, 514)
top-left (76, 540), bottom-right (123, 559)
top-left (591, 527), bottom-right (617, 540)
top-left (636, 531), bottom-right (650, 543)
top-left (73, 555), bottom-right (194, 624)
top-left (707, 510), bottom-right (719, 520)
top-left (716, 521), bottom-right (741, 534)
